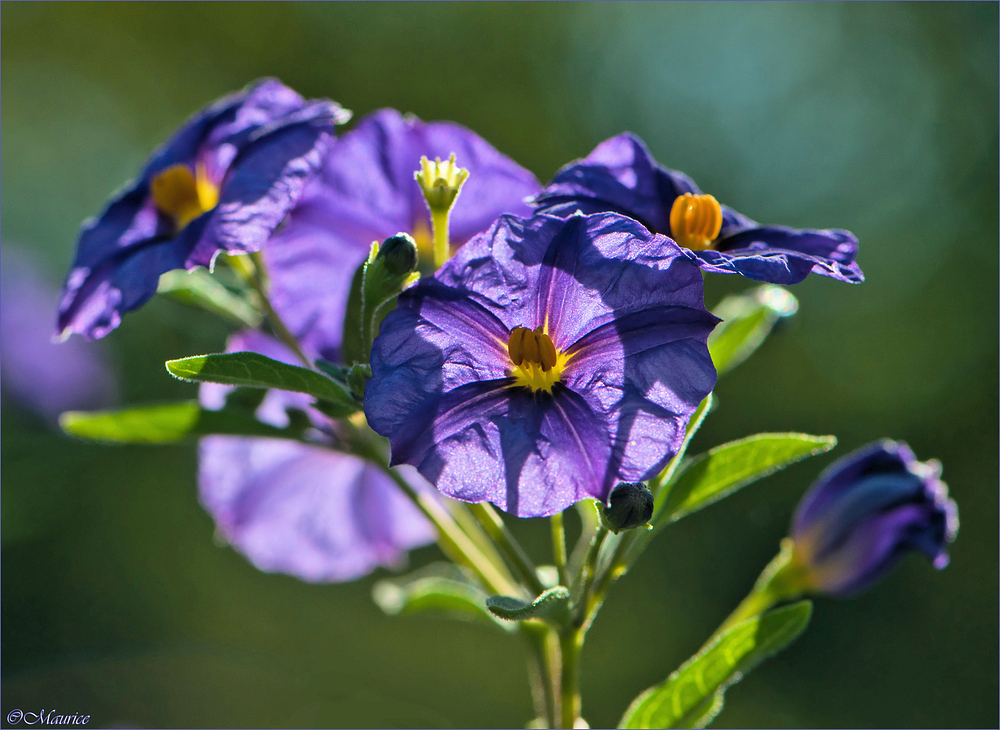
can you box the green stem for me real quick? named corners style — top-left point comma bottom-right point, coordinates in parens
top-left (551, 512), bottom-right (568, 587)
top-left (559, 628), bottom-right (584, 729)
top-left (376, 463), bottom-right (515, 595)
top-left (718, 590), bottom-right (779, 633)
top-left (575, 527), bottom-right (608, 625)
top-left (444, 500), bottom-right (516, 588)
top-left (431, 209), bottom-right (451, 269)
top-left (469, 502), bottom-right (546, 595)
top-left (718, 540), bottom-right (806, 633)
top-left (522, 623), bottom-right (560, 729)
top-left (229, 253), bottom-right (310, 367)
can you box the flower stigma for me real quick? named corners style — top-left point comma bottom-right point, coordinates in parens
top-left (507, 326), bottom-right (569, 393)
top-left (150, 163), bottom-right (219, 232)
top-left (414, 153), bottom-right (469, 269)
top-left (415, 153), bottom-right (469, 212)
top-left (669, 192), bottom-right (723, 251)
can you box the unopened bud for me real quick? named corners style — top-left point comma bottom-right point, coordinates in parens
top-left (377, 233), bottom-right (419, 276)
top-left (602, 482), bottom-right (654, 533)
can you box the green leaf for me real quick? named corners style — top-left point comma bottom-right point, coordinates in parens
top-left (157, 268), bottom-right (262, 328)
top-left (674, 692), bottom-right (725, 730)
top-left (165, 352), bottom-right (360, 414)
top-left (619, 601), bottom-right (813, 729)
top-left (709, 285), bottom-right (797, 375)
top-left (650, 394), bottom-right (714, 497)
top-left (372, 563), bottom-right (514, 632)
top-left (486, 586), bottom-right (571, 622)
top-left (657, 433), bottom-right (836, 525)
top-left (59, 401), bottom-right (294, 443)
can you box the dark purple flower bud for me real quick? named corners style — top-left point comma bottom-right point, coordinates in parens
top-left (603, 482), bottom-right (654, 533)
top-left (57, 78), bottom-right (349, 340)
top-left (533, 133), bottom-right (864, 285)
top-left (789, 440), bottom-right (958, 596)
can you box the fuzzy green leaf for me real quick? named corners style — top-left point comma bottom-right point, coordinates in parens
top-left (165, 352), bottom-right (359, 413)
top-left (372, 564), bottom-right (513, 632)
top-left (657, 433), bottom-right (836, 524)
top-left (619, 601), bottom-right (813, 729)
top-left (157, 268), bottom-right (262, 328)
top-left (486, 586), bottom-right (571, 622)
top-left (709, 285), bottom-right (797, 375)
top-left (59, 401), bottom-right (292, 443)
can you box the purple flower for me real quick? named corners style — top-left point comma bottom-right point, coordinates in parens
top-left (533, 133), bottom-right (863, 285)
top-left (365, 213), bottom-right (719, 518)
top-left (197, 111), bottom-right (537, 580)
top-left (261, 108), bottom-right (541, 360)
top-left (790, 440), bottom-right (958, 596)
top-left (1, 247), bottom-right (118, 421)
top-left (199, 330), bottom-right (435, 583)
top-left (57, 78), bottom-right (348, 340)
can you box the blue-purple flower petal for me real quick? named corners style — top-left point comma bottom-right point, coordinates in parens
top-left (1, 247), bottom-right (118, 420)
top-left (366, 213), bottom-right (719, 517)
top-left (533, 132), bottom-right (863, 285)
top-left (198, 330), bottom-right (435, 583)
top-left (58, 78), bottom-right (346, 340)
top-left (261, 108), bottom-right (541, 358)
top-left (199, 436), bottom-right (435, 583)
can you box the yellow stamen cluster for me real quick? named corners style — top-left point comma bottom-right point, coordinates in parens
top-left (150, 163), bottom-right (219, 231)
top-left (669, 192), bottom-right (723, 251)
top-left (507, 326), bottom-right (568, 393)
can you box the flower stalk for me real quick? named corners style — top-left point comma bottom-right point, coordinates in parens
top-left (227, 253), bottom-right (311, 367)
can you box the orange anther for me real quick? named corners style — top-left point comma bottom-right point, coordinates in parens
top-left (669, 193), bottom-right (723, 251)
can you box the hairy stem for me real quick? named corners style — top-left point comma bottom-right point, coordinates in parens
top-left (469, 502), bottom-right (546, 595)
top-left (228, 253), bottom-right (310, 367)
top-left (376, 464), bottom-right (515, 595)
top-left (575, 526), bottom-right (609, 623)
top-left (551, 512), bottom-right (568, 587)
top-left (522, 623), bottom-right (560, 729)
top-left (444, 500), bottom-right (516, 588)
top-left (559, 628), bottom-right (584, 729)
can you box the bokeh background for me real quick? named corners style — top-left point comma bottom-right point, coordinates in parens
top-left (2, 3), bottom-right (997, 728)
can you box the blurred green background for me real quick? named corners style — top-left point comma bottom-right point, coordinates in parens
top-left (2, 2), bottom-right (996, 728)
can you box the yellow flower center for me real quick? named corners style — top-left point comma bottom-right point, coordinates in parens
top-left (507, 326), bottom-right (570, 393)
top-left (669, 192), bottom-right (723, 251)
top-left (150, 163), bottom-right (219, 232)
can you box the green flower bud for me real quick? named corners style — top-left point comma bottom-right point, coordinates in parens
top-left (602, 482), bottom-right (654, 533)
top-left (377, 233), bottom-right (419, 276)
